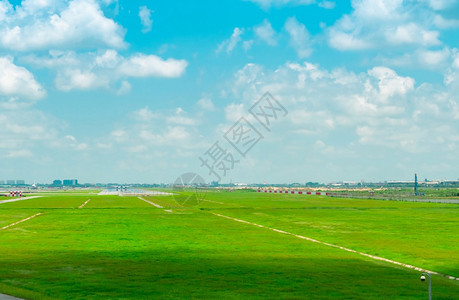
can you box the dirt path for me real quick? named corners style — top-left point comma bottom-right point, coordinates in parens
top-left (78, 199), bottom-right (91, 208)
top-left (0, 213), bottom-right (43, 231)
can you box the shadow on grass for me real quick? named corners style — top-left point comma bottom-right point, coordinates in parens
top-left (0, 250), bottom-right (458, 299)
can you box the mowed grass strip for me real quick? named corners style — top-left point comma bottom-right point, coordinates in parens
top-left (194, 189), bottom-right (456, 209)
top-left (205, 191), bottom-right (459, 277)
top-left (0, 207), bottom-right (458, 299)
top-left (0, 196), bottom-right (90, 209)
top-left (85, 196), bottom-right (153, 208)
top-left (0, 211), bottom-right (43, 228)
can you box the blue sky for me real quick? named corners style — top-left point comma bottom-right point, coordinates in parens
top-left (0, 0), bottom-right (458, 184)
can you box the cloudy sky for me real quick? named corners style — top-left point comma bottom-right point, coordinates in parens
top-left (0, 0), bottom-right (458, 184)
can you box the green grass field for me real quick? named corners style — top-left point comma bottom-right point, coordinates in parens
top-left (0, 190), bottom-right (458, 299)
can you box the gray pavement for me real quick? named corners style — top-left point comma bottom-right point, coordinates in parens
top-left (0, 294), bottom-right (22, 300)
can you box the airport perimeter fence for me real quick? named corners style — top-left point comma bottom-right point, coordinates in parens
top-left (327, 193), bottom-right (459, 204)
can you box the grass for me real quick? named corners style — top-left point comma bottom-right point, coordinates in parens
top-left (0, 190), bottom-right (457, 299)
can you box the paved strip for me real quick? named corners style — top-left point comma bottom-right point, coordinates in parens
top-left (138, 197), bottom-right (163, 208)
top-left (78, 199), bottom-right (91, 208)
top-left (211, 212), bottom-right (458, 281)
top-left (138, 197), bottom-right (174, 212)
top-left (0, 196), bottom-right (42, 205)
top-left (0, 293), bottom-right (22, 300)
top-left (0, 213), bottom-right (43, 231)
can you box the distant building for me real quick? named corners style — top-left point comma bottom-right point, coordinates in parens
top-left (53, 180), bottom-right (62, 186)
top-left (16, 180), bottom-right (25, 185)
top-left (0, 180), bottom-right (4, 185)
top-left (6, 180), bottom-right (15, 185)
top-left (63, 179), bottom-right (78, 186)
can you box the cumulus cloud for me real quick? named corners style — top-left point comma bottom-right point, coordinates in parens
top-left (117, 80), bottom-right (131, 95)
top-left (56, 69), bottom-right (109, 91)
top-left (254, 19), bottom-right (277, 46)
top-left (328, 0), bottom-right (445, 51)
top-left (139, 5), bottom-right (153, 33)
top-left (102, 106), bottom-right (202, 162)
top-left (427, 0), bottom-right (457, 10)
top-left (433, 15), bottom-right (459, 29)
top-left (387, 23), bottom-right (440, 46)
top-left (245, 0), bottom-right (316, 9)
top-left (284, 17), bottom-right (312, 58)
top-left (197, 98), bottom-right (216, 111)
top-left (27, 50), bottom-right (188, 91)
top-left (367, 66), bottom-right (414, 99)
top-left (0, 109), bottom-right (60, 159)
top-left (229, 61), bottom-right (456, 155)
top-left (0, 0), bottom-right (126, 51)
top-left (119, 54), bottom-right (188, 78)
top-left (0, 57), bottom-right (46, 103)
top-left (132, 106), bottom-right (158, 122)
top-left (318, 1), bottom-right (335, 9)
top-left (417, 47), bottom-right (451, 67)
top-left (64, 135), bottom-right (88, 151)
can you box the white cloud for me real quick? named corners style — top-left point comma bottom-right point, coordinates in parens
top-left (427, 0), bottom-right (457, 10)
top-left (328, 30), bottom-right (370, 50)
top-left (0, 109), bottom-right (61, 159)
top-left (56, 69), bottom-right (109, 91)
top-left (245, 0), bottom-right (315, 9)
top-left (107, 107), bottom-right (202, 159)
top-left (23, 50), bottom-right (80, 68)
top-left (224, 103), bottom-right (245, 122)
top-left (167, 108), bottom-right (198, 126)
top-left (27, 50), bottom-right (188, 91)
top-left (254, 19), bottom-right (277, 46)
top-left (284, 17), bottom-right (312, 58)
top-left (7, 149), bottom-right (33, 158)
top-left (242, 40), bottom-right (254, 51)
top-left (0, 57), bottom-right (46, 102)
top-left (117, 80), bottom-right (131, 95)
top-left (374, 46), bottom-right (458, 70)
top-left (387, 23), bottom-right (440, 46)
top-left (328, 0), bottom-right (444, 51)
top-left (111, 129), bottom-right (127, 142)
top-left (229, 61), bottom-right (456, 156)
top-left (132, 106), bottom-right (198, 128)
top-left (318, 1), bottom-right (335, 9)
top-left (64, 135), bottom-right (88, 151)
top-left (216, 28), bottom-right (244, 54)
top-left (119, 54), bottom-right (188, 78)
top-left (417, 47), bottom-right (451, 67)
top-left (197, 98), bottom-right (216, 111)
top-left (367, 66), bottom-right (415, 99)
top-left (139, 5), bottom-right (153, 33)
top-left (433, 15), bottom-right (459, 28)
top-left (132, 106), bottom-right (158, 122)
top-left (352, 0), bottom-right (404, 20)
top-left (95, 49), bottom-right (121, 68)
top-left (0, 0), bottom-right (126, 51)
